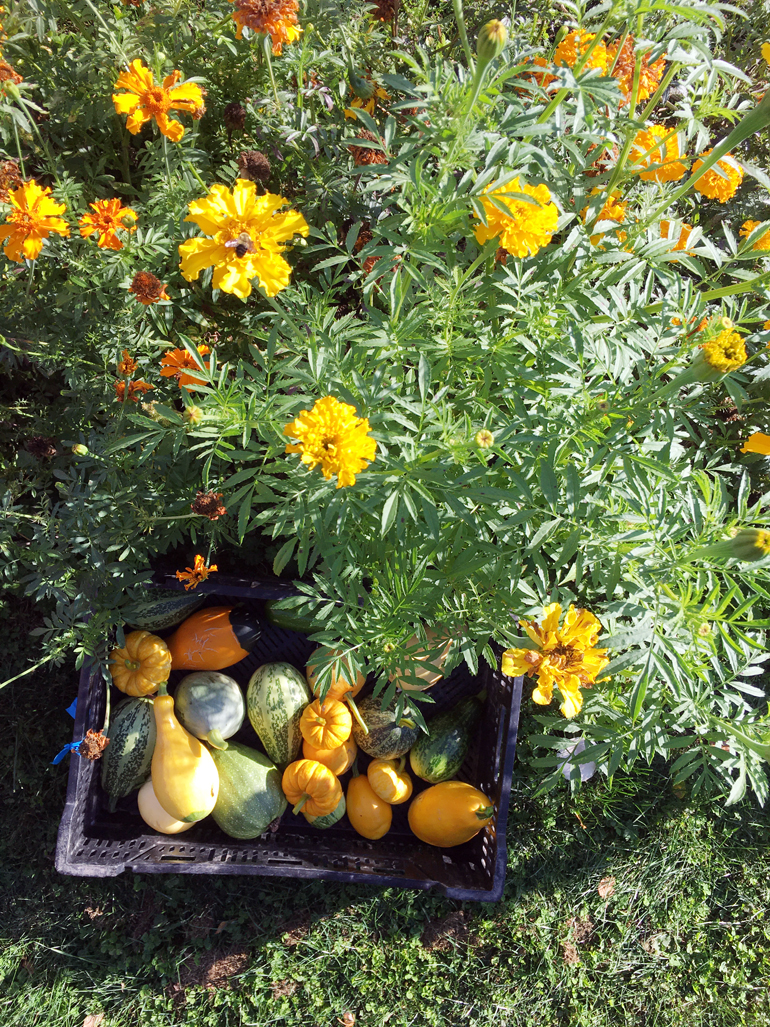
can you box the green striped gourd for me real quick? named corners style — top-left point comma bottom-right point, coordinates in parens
top-left (351, 697), bottom-right (420, 759)
top-left (123, 589), bottom-right (205, 631)
top-left (208, 740), bottom-right (287, 839)
top-left (304, 794), bottom-right (346, 829)
top-left (246, 662), bottom-right (310, 766)
top-left (101, 696), bottom-right (157, 811)
top-left (409, 694), bottom-right (484, 783)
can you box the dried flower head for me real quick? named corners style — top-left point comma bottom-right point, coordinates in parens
top-left (474, 178), bottom-right (558, 258)
top-left (0, 180), bottom-right (69, 262)
top-left (117, 350), bottom-right (139, 377)
top-left (0, 57), bottom-right (22, 86)
top-left (114, 380), bottom-right (154, 403)
top-left (129, 270), bottom-right (169, 305)
top-left (230, 0), bottom-right (301, 54)
top-left (176, 554), bottom-right (218, 590)
top-left (78, 729), bottom-right (110, 761)
top-left (348, 130), bottom-right (388, 166)
top-left (191, 490), bottom-right (227, 520)
top-left (608, 36), bottom-right (666, 104)
top-left (691, 150), bottom-right (743, 202)
top-left (0, 158), bottom-right (22, 203)
top-left (24, 436), bottom-right (57, 459)
top-left (740, 220), bottom-right (770, 251)
top-left (112, 59), bottom-right (205, 143)
top-left (353, 223), bottom-right (373, 253)
top-left (79, 198), bottom-right (138, 250)
top-left (237, 149), bottom-right (271, 182)
top-left (368, 0), bottom-right (397, 21)
top-left (223, 101), bottom-right (247, 134)
top-left (284, 395), bottom-right (377, 488)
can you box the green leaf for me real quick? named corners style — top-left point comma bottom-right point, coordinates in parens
top-left (381, 491), bottom-right (400, 536)
top-left (272, 538), bottom-right (297, 576)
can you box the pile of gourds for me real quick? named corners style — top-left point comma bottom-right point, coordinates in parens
top-left (101, 595), bottom-right (495, 850)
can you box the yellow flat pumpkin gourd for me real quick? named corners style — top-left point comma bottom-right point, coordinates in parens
top-left (367, 756), bottom-right (413, 805)
top-left (299, 698), bottom-right (352, 750)
top-left (151, 683), bottom-right (219, 823)
top-left (110, 630), bottom-right (171, 696)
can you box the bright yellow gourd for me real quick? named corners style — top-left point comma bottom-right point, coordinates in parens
top-left (137, 778), bottom-right (195, 835)
top-left (110, 630), bottom-right (171, 696)
top-left (306, 647), bottom-right (369, 734)
top-left (151, 683), bottom-right (219, 822)
top-left (347, 766), bottom-right (392, 839)
top-left (282, 759), bottom-right (342, 817)
top-left (303, 735), bottom-right (357, 776)
top-left (408, 781), bottom-right (495, 847)
top-left (367, 756), bottom-right (413, 805)
top-left (299, 698), bottom-right (352, 750)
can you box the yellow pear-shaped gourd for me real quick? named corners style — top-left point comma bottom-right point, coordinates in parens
top-left (151, 682), bottom-right (219, 823)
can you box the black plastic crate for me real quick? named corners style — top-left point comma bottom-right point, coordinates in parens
top-left (55, 575), bottom-right (522, 901)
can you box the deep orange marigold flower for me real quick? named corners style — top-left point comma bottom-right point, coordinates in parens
top-left (117, 349), bottom-right (139, 376)
top-left (230, 0), bottom-right (301, 54)
top-left (691, 150), bottom-right (743, 202)
top-left (160, 344), bottom-right (211, 390)
top-left (581, 188), bottom-right (626, 246)
top-left (740, 220), bottom-right (770, 251)
top-left (79, 198), bottom-right (138, 250)
top-left (608, 36), bottom-right (665, 104)
top-left (129, 270), bottom-right (170, 305)
top-left (114, 379), bottom-right (154, 402)
top-left (113, 59), bottom-right (205, 143)
top-left (176, 554), bottom-right (218, 590)
top-left (0, 180), bottom-right (69, 262)
top-left (519, 54), bottom-right (556, 89)
top-left (629, 126), bottom-right (686, 182)
top-left (660, 220), bottom-right (694, 256)
top-left (554, 31), bottom-right (610, 73)
top-left (0, 56), bottom-right (22, 86)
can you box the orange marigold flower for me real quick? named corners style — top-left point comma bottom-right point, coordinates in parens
top-left (691, 150), bottom-right (743, 202)
top-left (519, 54), bottom-right (557, 89)
top-left (474, 178), bottom-right (559, 258)
top-left (114, 379), bottom-right (154, 402)
top-left (0, 158), bottom-right (22, 203)
top-left (159, 344), bottom-right (211, 390)
top-left (741, 431), bottom-right (770, 455)
top-left (740, 220), bottom-right (770, 251)
top-left (230, 0), bottom-right (301, 55)
top-left (0, 180), bottom-right (69, 262)
top-left (117, 349), bottom-right (139, 376)
top-left (176, 554), bottom-right (218, 590)
top-left (608, 36), bottom-right (665, 104)
top-left (0, 57), bottom-right (22, 86)
top-left (660, 220), bottom-right (695, 256)
top-left (129, 270), bottom-right (170, 305)
top-left (580, 188), bottom-right (626, 246)
top-left (629, 126), bottom-right (686, 183)
top-left (113, 59), bottom-right (205, 143)
top-left (79, 198), bottom-right (138, 250)
top-left (554, 31), bottom-right (610, 73)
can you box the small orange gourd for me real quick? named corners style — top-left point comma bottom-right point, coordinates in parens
top-left (408, 781), bottom-right (495, 847)
top-left (299, 698), bottom-right (352, 750)
top-left (302, 735), bottom-right (357, 776)
top-left (347, 764), bottom-right (392, 840)
top-left (367, 756), bottom-right (413, 805)
top-left (110, 630), bottom-right (171, 696)
top-left (281, 759), bottom-right (342, 817)
top-left (306, 647), bottom-right (368, 734)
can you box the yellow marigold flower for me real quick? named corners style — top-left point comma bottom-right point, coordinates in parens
top-left (129, 270), bottom-right (170, 305)
top-left (660, 220), bottom-right (694, 255)
top-left (474, 178), bottom-right (558, 258)
top-left (580, 188), bottom-right (626, 246)
top-left (554, 30), bottom-right (610, 73)
top-left (740, 220), bottom-right (770, 250)
top-left (629, 126), bottom-right (686, 182)
top-left (691, 150), bottom-right (743, 202)
top-left (176, 554), bottom-right (218, 590)
top-left (159, 344), bottom-right (211, 390)
top-left (230, 0), bottom-right (301, 54)
top-left (764, 321), bottom-right (770, 332)
top-left (501, 603), bottom-right (609, 719)
top-left (0, 180), bottom-right (69, 262)
top-left (79, 198), bottom-right (137, 250)
top-left (179, 179), bottom-right (308, 299)
top-left (700, 328), bottom-right (747, 374)
top-left (741, 432), bottom-right (770, 455)
top-left (117, 349), bottom-right (139, 377)
top-left (113, 59), bottom-right (205, 143)
top-left (763, 42), bottom-right (770, 65)
top-left (283, 395), bottom-right (377, 488)
top-left (608, 36), bottom-right (666, 104)
top-left (344, 84), bottom-right (389, 120)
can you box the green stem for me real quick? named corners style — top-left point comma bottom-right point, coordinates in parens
top-left (346, 695), bottom-right (369, 735)
top-left (451, 0), bottom-right (474, 69)
top-left (0, 650), bottom-right (62, 692)
top-left (292, 793), bottom-right (310, 815)
top-left (207, 729), bottom-right (229, 750)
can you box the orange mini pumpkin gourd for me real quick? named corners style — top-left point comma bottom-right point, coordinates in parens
top-left (306, 647), bottom-right (368, 734)
top-left (110, 630), bottom-right (171, 696)
top-left (367, 756), bottom-right (413, 805)
top-left (408, 781), bottom-right (495, 847)
top-left (347, 765), bottom-right (392, 840)
top-left (282, 759), bottom-right (342, 817)
top-left (303, 735), bottom-right (357, 776)
top-left (299, 698), bottom-right (352, 750)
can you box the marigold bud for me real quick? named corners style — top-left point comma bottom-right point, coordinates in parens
top-left (71, 443), bottom-right (89, 456)
top-left (476, 19), bottom-right (508, 64)
top-left (184, 405), bottom-right (203, 426)
top-left (730, 528), bottom-right (770, 562)
top-left (475, 429), bottom-right (494, 448)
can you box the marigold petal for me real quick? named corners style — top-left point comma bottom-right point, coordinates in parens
top-left (741, 431), bottom-right (770, 455)
top-left (531, 681), bottom-right (553, 706)
top-left (155, 111), bottom-right (185, 142)
top-left (211, 260), bottom-right (253, 299)
top-left (112, 91), bottom-right (141, 115)
top-left (179, 237), bottom-right (227, 281)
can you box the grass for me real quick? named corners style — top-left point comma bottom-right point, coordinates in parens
top-left (2, 604), bottom-right (770, 1027)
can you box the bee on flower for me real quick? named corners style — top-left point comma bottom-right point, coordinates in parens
top-left (112, 59), bottom-right (205, 143)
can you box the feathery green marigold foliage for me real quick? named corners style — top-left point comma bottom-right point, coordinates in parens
top-left (3, 0), bottom-right (770, 803)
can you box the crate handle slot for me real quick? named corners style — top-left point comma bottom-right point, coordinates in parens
top-left (160, 855), bottom-right (197, 862)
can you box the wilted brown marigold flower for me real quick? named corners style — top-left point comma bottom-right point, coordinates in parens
top-left (237, 149), bottom-right (271, 182)
top-left (0, 158), bottom-right (22, 202)
top-left (0, 57), bottom-right (22, 86)
top-left (191, 490), bottom-right (227, 520)
top-left (24, 436), bottom-right (57, 459)
top-left (353, 223), bottom-right (373, 253)
top-left (117, 349), bottom-right (139, 376)
top-left (78, 729), bottom-right (110, 761)
top-left (129, 270), bottom-right (170, 305)
top-left (368, 0), bottom-right (398, 21)
top-left (349, 130), bottom-right (388, 166)
top-left (223, 101), bottom-right (246, 134)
